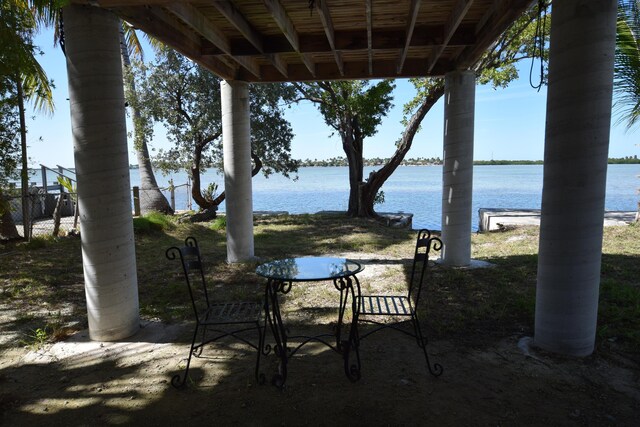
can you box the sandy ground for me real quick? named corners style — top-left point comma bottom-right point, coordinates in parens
top-left (0, 252), bottom-right (638, 426)
top-left (1, 318), bottom-right (639, 426)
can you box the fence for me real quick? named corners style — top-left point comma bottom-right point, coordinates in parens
top-left (2, 191), bottom-right (77, 239)
top-left (2, 164), bottom-right (194, 239)
top-left (133, 180), bottom-right (192, 215)
top-left (2, 182), bottom-right (193, 239)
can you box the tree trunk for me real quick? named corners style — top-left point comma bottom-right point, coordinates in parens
top-left (0, 190), bottom-right (20, 241)
top-left (210, 152), bottom-right (263, 207)
top-left (190, 138), bottom-right (213, 210)
top-left (119, 27), bottom-right (173, 215)
top-left (342, 118), bottom-right (364, 216)
top-left (51, 193), bottom-right (64, 237)
top-left (64, 4), bottom-right (139, 341)
top-left (16, 76), bottom-right (30, 241)
top-left (360, 81), bottom-right (446, 219)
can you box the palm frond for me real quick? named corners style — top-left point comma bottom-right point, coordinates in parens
top-left (614, 1), bottom-right (640, 130)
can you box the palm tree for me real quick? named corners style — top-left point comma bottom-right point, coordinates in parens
top-left (63, 4), bottom-right (140, 340)
top-left (614, 1), bottom-right (640, 221)
top-left (28, 3), bottom-right (172, 217)
top-left (615, 1), bottom-right (640, 129)
top-left (119, 23), bottom-right (173, 215)
top-left (1, 0), bottom-right (56, 240)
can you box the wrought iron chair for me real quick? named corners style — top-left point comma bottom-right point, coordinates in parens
top-left (166, 237), bottom-right (265, 387)
top-left (356, 229), bottom-right (443, 377)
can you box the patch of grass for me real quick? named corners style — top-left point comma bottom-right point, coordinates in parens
top-left (18, 236), bottom-right (51, 250)
top-left (1, 214), bottom-right (639, 355)
top-left (210, 216), bottom-right (227, 230)
top-left (133, 212), bottom-right (175, 234)
top-left (22, 327), bottom-right (48, 350)
top-left (598, 278), bottom-right (640, 347)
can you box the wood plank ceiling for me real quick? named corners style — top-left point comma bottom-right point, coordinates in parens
top-left (74, 0), bottom-right (534, 82)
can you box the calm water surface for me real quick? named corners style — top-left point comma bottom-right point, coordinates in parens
top-left (137, 164), bottom-right (639, 231)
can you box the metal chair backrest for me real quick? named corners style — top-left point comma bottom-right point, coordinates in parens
top-left (166, 237), bottom-right (211, 324)
top-left (407, 229), bottom-right (442, 308)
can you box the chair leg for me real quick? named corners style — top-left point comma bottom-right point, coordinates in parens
top-left (193, 324), bottom-right (207, 357)
top-left (172, 323), bottom-right (201, 388)
top-left (343, 315), bottom-right (361, 382)
top-left (412, 313), bottom-right (443, 377)
top-left (254, 319), bottom-right (266, 384)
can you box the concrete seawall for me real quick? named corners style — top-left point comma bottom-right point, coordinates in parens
top-left (478, 208), bottom-right (637, 232)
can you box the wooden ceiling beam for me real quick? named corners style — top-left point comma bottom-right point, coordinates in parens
top-left (74, 0), bottom-right (174, 6)
top-left (263, 0), bottom-right (316, 77)
top-left (237, 58), bottom-right (454, 83)
top-left (366, 0), bottom-right (373, 76)
top-left (167, 3), bottom-right (261, 79)
top-left (397, 0), bottom-right (421, 74)
top-left (115, 6), bottom-right (236, 80)
top-left (212, 0), bottom-right (264, 52)
top-left (427, 0), bottom-right (474, 73)
top-left (200, 25), bottom-right (476, 56)
top-left (315, 0), bottom-right (344, 76)
top-left (263, 0), bottom-right (298, 51)
top-left (211, 0), bottom-right (288, 78)
top-left (455, 0), bottom-right (535, 69)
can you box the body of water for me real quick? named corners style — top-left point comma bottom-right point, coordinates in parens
top-left (135, 164), bottom-right (639, 231)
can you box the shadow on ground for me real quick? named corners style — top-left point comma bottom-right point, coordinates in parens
top-left (1, 319), bottom-right (638, 426)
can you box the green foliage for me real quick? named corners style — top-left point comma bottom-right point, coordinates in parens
top-left (614, 1), bottom-right (640, 130)
top-left (373, 190), bottom-right (385, 207)
top-left (0, 1), bottom-right (57, 115)
top-left (23, 327), bottom-right (48, 349)
top-left (0, 82), bottom-right (20, 187)
top-left (297, 80), bottom-right (395, 139)
top-left (133, 48), bottom-right (299, 179)
top-left (210, 216), bottom-right (226, 231)
top-left (203, 182), bottom-right (218, 204)
top-left (404, 2), bottom-right (550, 124)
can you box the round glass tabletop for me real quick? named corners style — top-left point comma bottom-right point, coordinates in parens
top-left (256, 257), bottom-right (363, 281)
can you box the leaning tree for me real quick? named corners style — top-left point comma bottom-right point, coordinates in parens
top-left (296, 1), bottom-right (550, 221)
top-left (294, 80), bottom-right (395, 217)
top-left (119, 23), bottom-right (173, 215)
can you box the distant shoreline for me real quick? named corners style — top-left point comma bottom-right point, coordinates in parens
top-left (125, 156), bottom-right (640, 169)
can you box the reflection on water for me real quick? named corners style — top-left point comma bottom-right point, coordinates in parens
top-left (256, 257), bottom-right (362, 281)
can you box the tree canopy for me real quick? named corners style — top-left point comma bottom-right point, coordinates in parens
top-left (134, 47), bottom-right (298, 211)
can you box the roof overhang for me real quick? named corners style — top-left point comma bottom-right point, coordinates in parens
top-left (73, 0), bottom-right (535, 82)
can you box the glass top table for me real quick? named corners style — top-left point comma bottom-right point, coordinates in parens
top-left (255, 256), bottom-right (363, 387)
top-left (255, 257), bottom-right (363, 282)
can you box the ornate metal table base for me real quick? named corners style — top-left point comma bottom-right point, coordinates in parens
top-left (257, 257), bottom-right (363, 387)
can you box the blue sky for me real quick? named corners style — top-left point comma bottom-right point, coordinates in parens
top-left (24, 28), bottom-right (638, 168)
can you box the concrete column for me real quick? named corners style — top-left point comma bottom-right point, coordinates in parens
top-left (221, 80), bottom-right (254, 262)
top-left (534, 0), bottom-right (617, 356)
top-left (441, 70), bottom-right (475, 267)
top-left (64, 5), bottom-right (139, 340)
